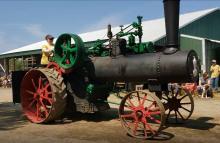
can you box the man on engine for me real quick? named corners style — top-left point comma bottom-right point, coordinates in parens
top-left (41, 34), bottom-right (55, 65)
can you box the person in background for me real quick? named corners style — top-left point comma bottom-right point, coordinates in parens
top-left (0, 76), bottom-right (3, 87)
top-left (2, 75), bottom-right (8, 88)
top-left (41, 34), bottom-right (55, 65)
top-left (197, 72), bottom-right (212, 98)
top-left (210, 59), bottom-right (220, 92)
top-left (181, 82), bottom-right (197, 96)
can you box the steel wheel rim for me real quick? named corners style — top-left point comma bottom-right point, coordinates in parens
top-left (119, 90), bottom-right (165, 139)
top-left (21, 69), bottom-right (53, 123)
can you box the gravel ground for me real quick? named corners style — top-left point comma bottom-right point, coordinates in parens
top-left (1, 88), bottom-right (220, 143)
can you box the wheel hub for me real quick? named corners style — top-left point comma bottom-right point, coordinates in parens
top-left (168, 97), bottom-right (181, 111)
top-left (136, 110), bottom-right (143, 119)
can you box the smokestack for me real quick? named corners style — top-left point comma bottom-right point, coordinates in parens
top-left (163, 0), bottom-right (180, 54)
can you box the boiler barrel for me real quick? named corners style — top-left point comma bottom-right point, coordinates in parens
top-left (92, 50), bottom-right (198, 83)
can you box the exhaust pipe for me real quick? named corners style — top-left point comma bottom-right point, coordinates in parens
top-left (163, 0), bottom-right (180, 54)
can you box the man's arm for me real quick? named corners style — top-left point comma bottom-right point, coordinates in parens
top-left (210, 66), bottom-right (213, 72)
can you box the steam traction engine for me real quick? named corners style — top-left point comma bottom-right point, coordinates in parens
top-left (12, 0), bottom-right (199, 139)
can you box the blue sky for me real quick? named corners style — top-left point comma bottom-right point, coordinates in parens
top-left (0, 0), bottom-right (220, 53)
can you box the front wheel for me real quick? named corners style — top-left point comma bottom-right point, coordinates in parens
top-left (119, 90), bottom-right (165, 139)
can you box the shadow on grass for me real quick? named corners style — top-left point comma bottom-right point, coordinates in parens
top-left (0, 102), bottom-right (27, 131)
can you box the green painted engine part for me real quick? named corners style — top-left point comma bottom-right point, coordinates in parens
top-left (87, 39), bottom-right (110, 57)
top-left (128, 42), bottom-right (155, 53)
top-left (86, 83), bottom-right (113, 101)
top-left (86, 84), bottom-right (95, 95)
top-left (53, 33), bottom-right (85, 69)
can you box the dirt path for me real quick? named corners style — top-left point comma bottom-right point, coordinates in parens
top-left (0, 88), bottom-right (220, 143)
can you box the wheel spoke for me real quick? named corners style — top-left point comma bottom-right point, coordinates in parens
top-left (149, 116), bottom-right (161, 124)
top-left (181, 106), bottom-right (191, 112)
top-left (69, 54), bottom-right (75, 64)
top-left (25, 90), bottom-right (35, 95)
top-left (36, 101), bottom-right (40, 120)
top-left (38, 76), bottom-right (42, 89)
top-left (139, 95), bottom-right (154, 102)
top-left (43, 82), bottom-right (49, 89)
top-left (141, 93), bottom-right (147, 106)
top-left (43, 88), bottom-right (52, 99)
top-left (180, 95), bottom-right (188, 100)
top-left (181, 102), bottom-right (191, 105)
top-left (39, 99), bottom-right (49, 116)
top-left (125, 121), bottom-right (133, 129)
top-left (136, 91), bottom-right (141, 105)
top-left (177, 110), bottom-right (185, 120)
top-left (165, 92), bottom-right (169, 98)
top-left (166, 110), bottom-right (171, 122)
top-left (149, 106), bottom-right (160, 112)
top-left (127, 96), bottom-right (135, 108)
top-left (71, 47), bottom-right (77, 52)
top-left (28, 99), bottom-right (36, 109)
top-left (31, 79), bottom-right (37, 90)
top-left (67, 39), bottom-right (71, 49)
top-left (41, 96), bottom-right (52, 104)
top-left (61, 44), bottom-right (66, 50)
top-left (149, 111), bottom-right (161, 115)
top-left (61, 54), bottom-right (67, 63)
top-left (147, 101), bottom-right (156, 110)
top-left (124, 104), bottom-right (134, 110)
top-left (163, 102), bottom-right (169, 111)
top-left (133, 122), bottom-right (138, 136)
top-left (145, 122), bottom-right (156, 135)
top-left (143, 122), bottom-right (148, 138)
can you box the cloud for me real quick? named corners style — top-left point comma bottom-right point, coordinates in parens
top-left (80, 14), bottom-right (126, 33)
top-left (24, 24), bottom-right (46, 38)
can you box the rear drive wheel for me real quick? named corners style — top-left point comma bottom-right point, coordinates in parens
top-left (20, 68), bottom-right (66, 123)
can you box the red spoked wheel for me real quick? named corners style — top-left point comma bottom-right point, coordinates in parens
top-left (20, 68), bottom-right (66, 123)
top-left (119, 90), bottom-right (165, 139)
